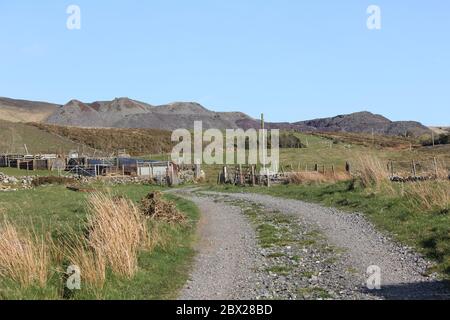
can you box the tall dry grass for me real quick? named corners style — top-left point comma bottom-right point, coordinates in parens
top-left (403, 181), bottom-right (450, 212)
top-left (435, 159), bottom-right (450, 180)
top-left (288, 171), bottom-right (351, 184)
top-left (0, 222), bottom-right (49, 287)
top-left (66, 241), bottom-right (106, 289)
top-left (0, 192), bottom-right (168, 290)
top-left (86, 193), bottom-right (148, 278)
top-left (355, 154), bottom-right (389, 188)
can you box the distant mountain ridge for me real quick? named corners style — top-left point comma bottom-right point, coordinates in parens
top-left (45, 98), bottom-right (252, 130)
top-left (0, 96), bottom-right (432, 137)
top-left (295, 111), bottom-right (431, 137)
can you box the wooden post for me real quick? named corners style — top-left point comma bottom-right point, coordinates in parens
top-left (345, 161), bottom-right (351, 174)
top-left (433, 157), bottom-right (438, 177)
top-left (251, 165), bottom-right (256, 186)
top-left (239, 164), bottom-right (244, 185)
top-left (314, 164), bottom-right (318, 172)
top-left (412, 160), bottom-right (417, 177)
top-left (223, 166), bottom-right (228, 184)
top-left (332, 165), bottom-right (335, 177)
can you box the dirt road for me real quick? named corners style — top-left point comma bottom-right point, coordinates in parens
top-left (177, 189), bottom-right (450, 300)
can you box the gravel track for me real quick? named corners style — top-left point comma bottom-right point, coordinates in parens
top-left (176, 189), bottom-right (450, 300)
top-left (178, 195), bottom-right (261, 300)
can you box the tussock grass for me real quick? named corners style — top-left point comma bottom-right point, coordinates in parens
top-left (435, 159), bottom-right (450, 180)
top-left (66, 239), bottom-right (107, 289)
top-left (355, 154), bottom-right (389, 188)
top-left (403, 181), bottom-right (450, 212)
top-left (86, 193), bottom-right (148, 278)
top-left (0, 222), bottom-right (49, 288)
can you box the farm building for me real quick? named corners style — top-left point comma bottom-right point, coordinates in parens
top-left (0, 154), bottom-right (64, 171)
top-left (0, 152), bottom-right (190, 185)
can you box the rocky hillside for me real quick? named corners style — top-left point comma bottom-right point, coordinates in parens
top-left (0, 97), bottom-right (432, 137)
top-left (46, 98), bottom-right (252, 130)
top-left (0, 97), bottom-right (60, 123)
top-left (295, 112), bottom-right (431, 137)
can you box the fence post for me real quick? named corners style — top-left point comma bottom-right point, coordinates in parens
top-left (433, 157), bottom-right (438, 177)
top-left (223, 166), bottom-right (228, 184)
top-left (239, 164), bottom-right (244, 185)
top-left (251, 165), bottom-right (256, 186)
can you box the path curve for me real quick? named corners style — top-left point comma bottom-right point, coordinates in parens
top-left (175, 189), bottom-right (450, 300)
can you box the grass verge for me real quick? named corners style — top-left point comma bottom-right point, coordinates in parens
top-left (0, 184), bottom-right (199, 300)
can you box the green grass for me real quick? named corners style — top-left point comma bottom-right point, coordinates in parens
top-left (0, 120), bottom-right (92, 154)
top-left (0, 184), bottom-right (199, 300)
top-left (266, 266), bottom-right (293, 276)
top-left (209, 182), bottom-right (450, 279)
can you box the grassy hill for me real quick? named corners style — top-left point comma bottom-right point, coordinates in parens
top-left (0, 120), bottom-right (95, 154)
top-left (32, 123), bottom-right (174, 156)
top-left (0, 97), bottom-right (59, 123)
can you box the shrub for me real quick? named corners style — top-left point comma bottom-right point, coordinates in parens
top-left (141, 192), bottom-right (186, 224)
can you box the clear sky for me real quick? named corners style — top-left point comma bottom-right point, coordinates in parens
top-left (1, 1), bottom-right (449, 125)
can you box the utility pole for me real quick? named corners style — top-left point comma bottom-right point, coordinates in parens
top-left (261, 113), bottom-right (265, 171)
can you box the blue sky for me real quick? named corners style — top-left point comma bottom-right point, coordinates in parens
top-left (0, 1), bottom-right (449, 125)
